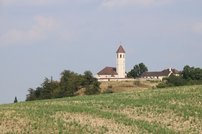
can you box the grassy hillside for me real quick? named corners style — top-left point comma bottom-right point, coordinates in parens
top-left (99, 80), bottom-right (159, 92)
top-left (0, 85), bottom-right (202, 134)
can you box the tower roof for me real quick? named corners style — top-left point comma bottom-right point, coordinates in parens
top-left (116, 45), bottom-right (125, 53)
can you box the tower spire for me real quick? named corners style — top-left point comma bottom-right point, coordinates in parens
top-left (116, 45), bottom-right (125, 53)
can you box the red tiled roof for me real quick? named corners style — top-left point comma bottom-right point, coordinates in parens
top-left (116, 45), bottom-right (125, 53)
top-left (141, 71), bottom-right (170, 77)
top-left (97, 67), bottom-right (118, 75)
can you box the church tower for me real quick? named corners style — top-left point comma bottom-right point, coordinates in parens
top-left (116, 45), bottom-right (126, 78)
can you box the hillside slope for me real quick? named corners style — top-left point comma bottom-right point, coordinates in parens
top-left (0, 85), bottom-right (202, 134)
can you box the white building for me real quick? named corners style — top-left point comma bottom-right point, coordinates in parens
top-left (141, 68), bottom-right (180, 81)
top-left (96, 45), bottom-right (127, 81)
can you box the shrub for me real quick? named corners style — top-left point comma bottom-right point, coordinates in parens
top-left (157, 75), bottom-right (186, 88)
top-left (107, 85), bottom-right (113, 89)
top-left (102, 89), bottom-right (114, 94)
top-left (134, 81), bottom-right (141, 86)
top-left (84, 82), bottom-right (100, 95)
top-left (166, 75), bottom-right (187, 86)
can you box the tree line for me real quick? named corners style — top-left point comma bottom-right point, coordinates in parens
top-left (26, 70), bottom-right (100, 101)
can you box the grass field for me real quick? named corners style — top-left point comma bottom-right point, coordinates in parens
top-left (0, 85), bottom-right (202, 134)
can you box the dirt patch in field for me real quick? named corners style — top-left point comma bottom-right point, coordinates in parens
top-left (118, 107), bottom-right (202, 133)
top-left (0, 110), bottom-right (30, 133)
top-left (53, 112), bottom-right (140, 134)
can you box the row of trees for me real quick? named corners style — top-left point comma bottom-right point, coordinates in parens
top-left (26, 70), bottom-right (100, 101)
top-left (158, 65), bottom-right (202, 88)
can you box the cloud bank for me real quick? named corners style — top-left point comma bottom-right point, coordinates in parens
top-left (0, 16), bottom-right (58, 46)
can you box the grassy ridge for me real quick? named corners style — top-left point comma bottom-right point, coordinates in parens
top-left (0, 85), bottom-right (202, 134)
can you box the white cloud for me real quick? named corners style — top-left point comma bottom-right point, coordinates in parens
top-left (101, 0), bottom-right (173, 8)
top-left (0, 16), bottom-right (58, 46)
top-left (193, 22), bottom-right (202, 34)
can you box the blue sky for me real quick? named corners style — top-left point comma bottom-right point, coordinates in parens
top-left (0, 0), bottom-right (202, 104)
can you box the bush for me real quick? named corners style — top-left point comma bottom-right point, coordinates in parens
top-left (166, 75), bottom-right (187, 86)
top-left (102, 89), bottom-right (114, 94)
top-left (134, 81), bottom-right (141, 86)
top-left (156, 82), bottom-right (167, 88)
top-left (84, 82), bottom-right (100, 95)
top-left (107, 85), bottom-right (113, 89)
top-left (157, 75), bottom-right (186, 88)
top-left (186, 80), bottom-right (202, 85)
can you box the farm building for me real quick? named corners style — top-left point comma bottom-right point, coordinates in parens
top-left (141, 68), bottom-right (180, 80)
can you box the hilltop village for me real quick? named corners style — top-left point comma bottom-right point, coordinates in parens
top-left (95, 45), bottom-right (180, 81)
top-left (25, 44), bottom-right (202, 101)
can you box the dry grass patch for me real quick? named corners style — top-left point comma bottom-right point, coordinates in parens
top-left (53, 112), bottom-right (140, 134)
top-left (117, 107), bottom-right (202, 133)
top-left (100, 80), bottom-right (159, 93)
top-left (0, 110), bottom-right (31, 133)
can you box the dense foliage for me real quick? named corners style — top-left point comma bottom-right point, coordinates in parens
top-left (157, 65), bottom-right (202, 88)
top-left (182, 65), bottom-right (202, 80)
top-left (127, 63), bottom-right (148, 78)
top-left (26, 70), bottom-right (100, 101)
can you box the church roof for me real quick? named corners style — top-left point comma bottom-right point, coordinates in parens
top-left (116, 45), bottom-right (125, 53)
top-left (97, 67), bottom-right (118, 75)
top-left (141, 71), bottom-right (170, 77)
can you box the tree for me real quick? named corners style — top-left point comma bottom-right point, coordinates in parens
top-left (60, 70), bottom-right (82, 97)
top-left (26, 88), bottom-right (36, 101)
top-left (39, 78), bottom-right (60, 99)
top-left (14, 96), bottom-right (18, 103)
top-left (182, 65), bottom-right (192, 80)
top-left (182, 65), bottom-right (202, 80)
top-left (83, 71), bottom-right (93, 84)
top-left (127, 63), bottom-right (148, 78)
top-left (83, 71), bottom-right (100, 95)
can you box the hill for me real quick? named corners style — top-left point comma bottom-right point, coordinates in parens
top-left (0, 85), bottom-right (202, 134)
top-left (99, 80), bottom-right (159, 93)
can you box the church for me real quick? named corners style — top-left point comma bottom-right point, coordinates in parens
top-left (95, 45), bottom-right (127, 81)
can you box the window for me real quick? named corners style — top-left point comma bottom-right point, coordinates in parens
top-left (120, 54), bottom-right (122, 58)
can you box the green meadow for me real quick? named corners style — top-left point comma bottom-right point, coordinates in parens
top-left (0, 85), bottom-right (202, 134)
